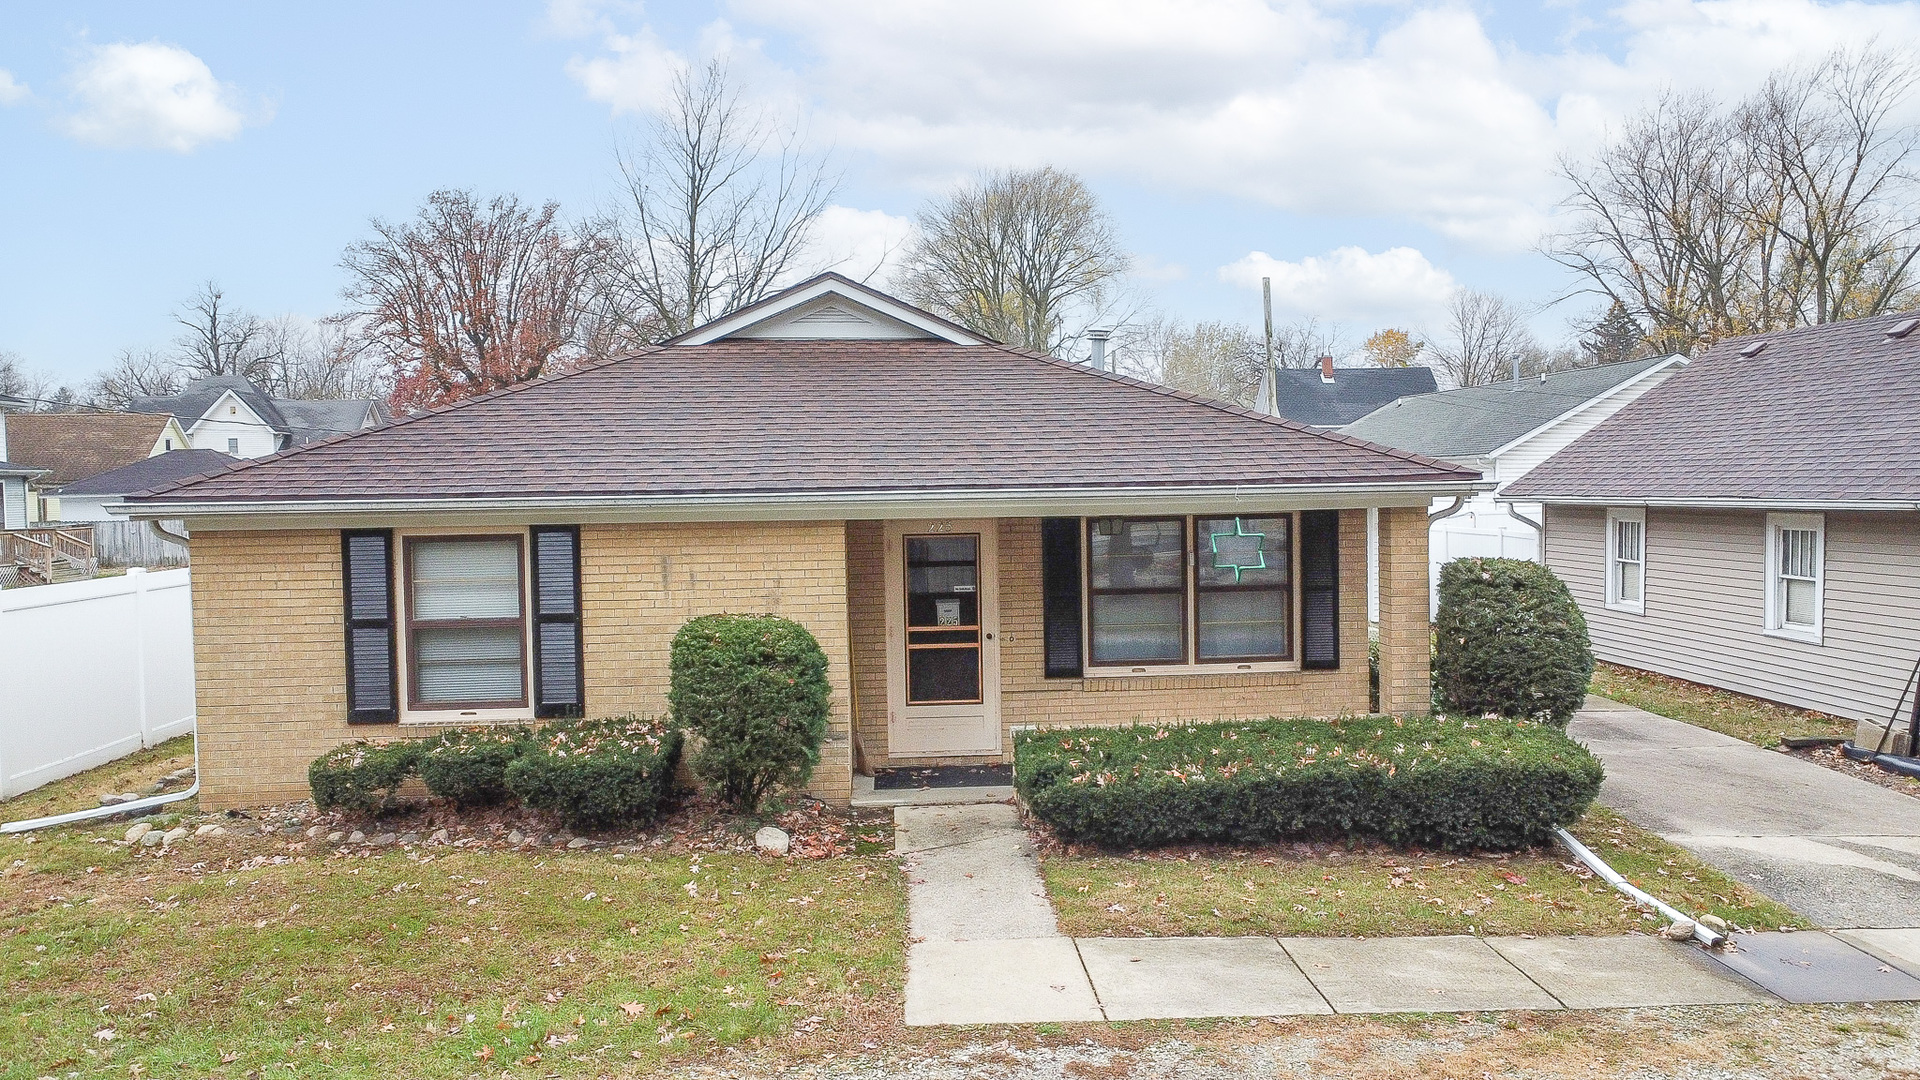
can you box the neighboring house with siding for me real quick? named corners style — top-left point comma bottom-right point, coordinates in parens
top-left (119, 273), bottom-right (1481, 810)
top-left (128, 376), bottom-right (388, 460)
top-left (1505, 312), bottom-right (1920, 754)
top-left (54, 449), bottom-right (234, 522)
top-left (1341, 356), bottom-right (1687, 608)
top-left (0, 413), bottom-right (44, 530)
top-left (2, 412), bottom-right (190, 523)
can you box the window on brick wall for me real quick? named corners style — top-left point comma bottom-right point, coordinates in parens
top-left (402, 535), bottom-right (530, 711)
top-left (1085, 514), bottom-right (1296, 671)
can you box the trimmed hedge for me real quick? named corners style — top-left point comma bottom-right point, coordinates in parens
top-left (503, 715), bottom-right (683, 829)
top-left (308, 741), bottom-right (423, 814)
top-left (1015, 715), bottom-right (1603, 851)
top-left (668, 613), bottom-right (831, 813)
top-left (417, 725), bottom-right (535, 807)
top-left (1434, 557), bottom-right (1594, 725)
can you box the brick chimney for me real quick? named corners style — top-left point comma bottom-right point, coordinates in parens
top-left (1318, 355), bottom-right (1335, 383)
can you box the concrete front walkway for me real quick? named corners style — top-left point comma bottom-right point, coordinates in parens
top-left (893, 801), bottom-right (1920, 1026)
top-left (1570, 695), bottom-right (1920, 928)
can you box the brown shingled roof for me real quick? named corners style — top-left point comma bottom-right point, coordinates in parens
top-left (1506, 310), bottom-right (1920, 504)
top-left (4, 412), bottom-right (173, 487)
top-left (127, 340), bottom-right (1476, 508)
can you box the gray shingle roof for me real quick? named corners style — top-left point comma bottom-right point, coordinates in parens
top-left (56, 449), bottom-right (236, 497)
top-left (1505, 311), bottom-right (1920, 504)
top-left (126, 340), bottom-right (1477, 507)
top-left (1339, 356), bottom-right (1678, 459)
top-left (128, 376), bottom-right (288, 432)
top-left (1269, 367), bottom-right (1438, 427)
top-left (276, 399), bottom-right (383, 446)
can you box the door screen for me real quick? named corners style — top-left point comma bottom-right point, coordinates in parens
top-left (905, 535), bottom-right (982, 704)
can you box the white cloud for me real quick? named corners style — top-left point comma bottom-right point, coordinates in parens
top-left (800, 205), bottom-right (916, 289)
top-left (1219, 247), bottom-right (1457, 327)
top-left (562, 0), bottom-right (1920, 252)
top-left (0, 69), bottom-right (27, 105)
top-left (59, 42), bottom-right (257, 152)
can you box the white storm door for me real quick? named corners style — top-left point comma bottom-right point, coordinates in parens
top-left (885, 520), bottom-right (1001, 757)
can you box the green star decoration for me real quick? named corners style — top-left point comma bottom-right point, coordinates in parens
top-left (1209, 518), bottom-right (1267, 582)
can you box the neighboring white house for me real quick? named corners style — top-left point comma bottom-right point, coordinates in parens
top-left (1340, 355), bottom-right (1688, 610)
top-left (127, 376), bottom-right (388, 460)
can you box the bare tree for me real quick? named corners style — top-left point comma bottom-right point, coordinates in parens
top-left (900, 166), bottom-right (1126, 354)
top-left (1113, 318), bottom-right (1264, 404)
top-left (84, 347), bottom-right (184, 408)
top-left (1430, 290), bottom-right (1541, 388)
top-left (1550, 48), bottom-right (1920, 352)
top-left (597, 60), bottom-right (837, 344)
top-left (172, 281), bottom-right (279, 382)
top-left (252, 317), bottom-right (391, 401)
top-left (340, 190), bottom-right (608, 412)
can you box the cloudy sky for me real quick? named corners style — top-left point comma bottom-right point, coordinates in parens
top-left (3, 0), bottom-right (1918, 380)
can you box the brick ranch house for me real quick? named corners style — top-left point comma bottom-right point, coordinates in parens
top-left (121, 275), bottom-right (1484, 809)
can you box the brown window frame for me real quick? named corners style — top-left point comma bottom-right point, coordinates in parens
top-left (1085, 516), bottom-right (1190, 668)
top-left (1191, 514), bottom-right (1294, 664)
top-left (402, 534), bottom-right (530, 712)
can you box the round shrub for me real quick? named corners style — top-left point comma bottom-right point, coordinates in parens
top-left (417, 726), bottom-right (534, 807)
top-left (308, 741), bottom-right (422, 814)
top-left (1434, 557), bottom-right (1593, 725)
top-left (668, 613), bottom-right (831, 813)
top-left (503, 715), bottom-right (683, 829)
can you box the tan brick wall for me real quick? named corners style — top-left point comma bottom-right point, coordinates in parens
top-left (844, 520), bottom-right (888, 772)
top-left (191, 521), bottom-right (854, 809)
top-left (1375, 505), bottom-right (1433, 716)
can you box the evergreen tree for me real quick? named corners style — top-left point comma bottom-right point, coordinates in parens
top-left (1581, 300), bottom-right (1646, 364)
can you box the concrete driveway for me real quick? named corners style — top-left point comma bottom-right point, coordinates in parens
top-left (1571, 696), bottom-right (1920, 928)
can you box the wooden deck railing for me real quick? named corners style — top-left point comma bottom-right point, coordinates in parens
top-left (1, 525), bottom-right (97, 586)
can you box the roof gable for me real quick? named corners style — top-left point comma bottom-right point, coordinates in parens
top-left (1506, 312), bottom-right (1920, 505)
top-left (671, 273), bottom-right (991, 346)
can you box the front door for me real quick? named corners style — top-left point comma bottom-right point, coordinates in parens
top-left (885, 520), bottom-right (1000, 757)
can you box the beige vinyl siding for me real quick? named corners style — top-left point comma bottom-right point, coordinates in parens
top-left (1545, 505), bottom-right (1920, 733)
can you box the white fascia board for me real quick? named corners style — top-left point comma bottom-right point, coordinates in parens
top-left (1483, 356), bottom-right (1690, 462)
top-left (1496, 494), bottom-right (1920, 512)
top-left (674, 279), bottom-right (989, 346)
top-left (117, 478), bottom-right (1491, 530)
top-left (184, 390), bottom-right (276, 436)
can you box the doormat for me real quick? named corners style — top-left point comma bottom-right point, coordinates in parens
top-left (873, 764), bottom-right (1014, 791)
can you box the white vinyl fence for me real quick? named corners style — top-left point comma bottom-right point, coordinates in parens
top-left (0, 568), bottom-right (195, 800)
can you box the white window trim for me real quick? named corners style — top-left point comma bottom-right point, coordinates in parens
top-left (394, 525), bottom-right (538, 724)
top-left (1763, 512), bottom-right (1824, 645)
top-left (1603, 507), bottom-right (1646, 614)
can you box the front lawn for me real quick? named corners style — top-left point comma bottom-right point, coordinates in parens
top-left (1, 818), bottom-right (904, 1079)
top-left (1590, 662), bottom-right (1854, 746)
top-left (1042, 806), bottom-right (1806, 939)
top-left (0, 735), bottom-right (196, 824)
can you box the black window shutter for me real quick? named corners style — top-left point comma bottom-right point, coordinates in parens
top-left (1300, 510), bottom-right (1341, 670)
top-left (341, 530), bottom-right (398, 723)
top-left (1040, 518), bottom-right (1083, 678)
top-left (530, 526), bottom-right (585, 718)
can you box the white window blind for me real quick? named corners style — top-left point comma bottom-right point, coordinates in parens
top-left (413, 540), bottom-right (522, 619)
top-left (409, 538), bottom-right (525, 706)
top-left (415, 626), bottom-right (524, 703)
top-left (1777, 528), bottom-right (1819, 628)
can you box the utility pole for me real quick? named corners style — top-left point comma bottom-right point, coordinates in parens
top-left (1262, 277), bottom-right (1275, 412)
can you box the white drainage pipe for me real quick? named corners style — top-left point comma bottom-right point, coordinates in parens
top-left (1555, 826), bottom-right (1726, 948)
top-left (1, 726), bottom-right (200, 835)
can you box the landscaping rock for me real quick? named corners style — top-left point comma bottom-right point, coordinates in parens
top-left (326, 831), bottom-right (343, 843)
top-left (430, 829), bottom-right (449, 844)
top-left (161, 827), bottom-right (189, 846)
top-left (347, 830), bottom-right (366, 844)
top-left (755, 826), bottom-right (792, 856)
top-left (507, 830), bottom-right (526, 846)
top-left (370, 833), bottom-right (398, 847)
top-left (1665, 919), bottom-right (1698, 941)
top-left (398, 832), bottom-right (420, 845)
top-left (1700, 914), bottom-right (1729, 933)
top-left (138, 830), bottom-right (163, 847)
top-left (124, 823), bottom-right (153, 844)
top-left (566, 837), bottom-right (596, 849)
top-left (100, 793), bottom-right (132, 807)
top-left (306, 825), bottom-right (325, 839)
top-left (194, 824), bottom-right (223, 837)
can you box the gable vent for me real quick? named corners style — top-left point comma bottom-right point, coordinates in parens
top-left (1737, 340), bottom-right (1767, 358)
top-left (792, 304), bottom-right (871, 325)
top-left (1887, 317), bottom-right (1920, 340)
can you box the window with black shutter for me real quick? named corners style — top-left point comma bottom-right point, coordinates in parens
top-left (342, 530), bottom-right (398, 723)
top-left (530, 525), bottom-right (585, 717)
top-left (1299, 510), bottom-right (1340, 670)
top-left (1040, 518), bottom-right (1082, 678)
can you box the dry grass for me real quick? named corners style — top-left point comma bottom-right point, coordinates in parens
top-left (1590, 662), bottom-right (1855, 746)
top-left (1041, 806), bottom-right (1805, 939)
top-left (1, 807), bottom-right (906, 1079)
top-left (0, 735), bottom-right (196, 826)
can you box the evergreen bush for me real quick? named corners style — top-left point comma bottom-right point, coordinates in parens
top-left (668, 613), bottom-right (831, 813)
top-left (503, 715), bottom-right (683, 829)
top-left (417, 726), bottom-right (535, 807)
top-left (1015, 715), bottom-right (1603, 851)
top-left (307, 741), bottom-right (423, 814)
top-left (1433, 557), bottom-right (1593, 726)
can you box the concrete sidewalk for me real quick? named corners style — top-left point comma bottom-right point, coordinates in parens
top-left (1571, 695), bottom-right (1920, 927)
top-left (897, 800), bottom-right (1920, 1026)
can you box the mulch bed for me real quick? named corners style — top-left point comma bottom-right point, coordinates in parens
top-left (1781, 744), bottom-right (1920, 800)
